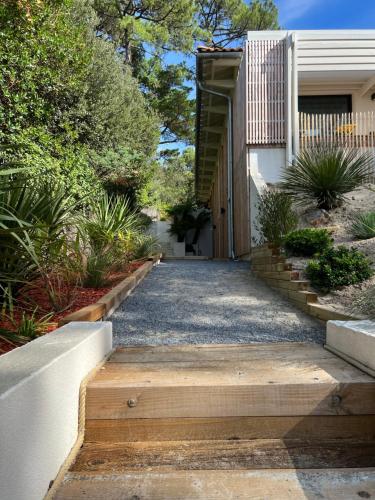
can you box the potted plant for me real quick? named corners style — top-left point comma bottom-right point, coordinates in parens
top-left (167, 201), bottom-right (195, 257)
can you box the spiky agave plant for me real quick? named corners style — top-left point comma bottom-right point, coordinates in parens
top-left (351, 212), bottom-right (375, 240)
top-left (281, 146), bottom-right (373, 209)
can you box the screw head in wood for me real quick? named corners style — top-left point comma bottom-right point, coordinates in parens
top-left (331, 394), bottom-right (342, 407)
top-left (127, 398), bottom-right (137, 408)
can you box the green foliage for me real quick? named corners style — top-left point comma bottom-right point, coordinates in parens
top-left (136, 59), bottom-right (195, 145)
top-left (255, 190), bottom-right (298, 246)
top-left (281, 147), bottom-right (373, 210)
top-left (146, 148), bottom-right (194, 213)
top-left (0, 0), bottom-right (160, 203)
top-left (132, 234), bottom-right (160, 260)
top-left (306, 246), bottom-right (373, 292)
top-left (283, 228), bottom-right (333, 257)
top-left (0, 309), bottom-right (53, 345)
top-left (77, 192), bottom-right (155, 287)
top-left (92, 0), bottom-right (279, 148)
top-left (198, 0), bottom-right (279, 47)
top-left (0, 168), bottom-right (78, 303)
top-left (351, 212), bottom-right (375, 240)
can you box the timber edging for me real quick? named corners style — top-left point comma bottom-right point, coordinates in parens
top-left (58, 254), bottom-right (162, 326)
top-left (251, 244), bottom-right (360, 322)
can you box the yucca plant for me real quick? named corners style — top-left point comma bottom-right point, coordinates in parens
top-left (281, 146), bottom-right (373, 209)
top-left (351, 212), bottom-right (375, 240)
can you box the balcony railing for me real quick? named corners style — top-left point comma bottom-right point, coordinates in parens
top-left (299, 112), bottom-right (375, 151)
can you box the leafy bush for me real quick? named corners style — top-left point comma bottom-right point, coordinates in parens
top-left (255, 190), bottom-right (298, 246)
top-left (281, 146), bottom-right (372, 209)
top-left (351, 212), bottom-right (375, 240)
top-left (283, 228), bottom-right (333, 257)
top-left (306, 246), bottom-right (373, 292)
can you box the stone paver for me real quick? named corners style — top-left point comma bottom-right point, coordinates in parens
top-left (111, 260), bottom-right (325, 345)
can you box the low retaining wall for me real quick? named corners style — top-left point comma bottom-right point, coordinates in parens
top-left (59, 255), bottom-right (161, 326)
top-left (0, 322), bottom-right (112, 500)
top-left (251, 244), bottom-right (358, 322)
top-left (326, 320), bottom-right (375, 377)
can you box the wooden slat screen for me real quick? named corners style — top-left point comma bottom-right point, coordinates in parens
top-left (247, 39), bottom-right (286, 145)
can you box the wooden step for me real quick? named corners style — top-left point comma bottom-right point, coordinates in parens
top-left (86, 344), bottom-right (375, 420)
top-left (70, 439), bottom-right (375, 472)
top-left (53, 469), bottom-right (375, 500)
top-left (85, 415), bottom-right (375, 442)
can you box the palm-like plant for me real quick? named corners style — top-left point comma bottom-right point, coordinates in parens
top-left (281, 146), bottom-right (373, 209)
top-left (0, 165), bottom-right (77, 309)
top-left (77, 193), bottom-right (144, 287)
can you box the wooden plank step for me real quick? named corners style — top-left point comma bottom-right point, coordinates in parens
top-left (70, 439), bottom-right (375, 472)
top-left (86, 344), bottom-right (375, 419)
top-left (109, 343), bottom-right (333, 363)
top-left (85, 415), bottom-right (375, 442)
top-left (53, 469), bottom-right (375, 500)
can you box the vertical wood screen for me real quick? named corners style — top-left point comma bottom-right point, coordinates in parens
top-left (247, 39), bottom-right (286, 145)
top-left (233, 46), bottom-right (250, 256)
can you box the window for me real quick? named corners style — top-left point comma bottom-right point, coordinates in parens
top-left (298, 95), bottom-right (352, 114)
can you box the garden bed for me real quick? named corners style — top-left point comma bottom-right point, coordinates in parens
top-left (0, 257), bottom-right (160, 355)
top-left (286, 184), bottom-right (375, 314)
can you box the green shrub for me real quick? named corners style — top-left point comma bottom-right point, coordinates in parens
top-left (255, 190), bottom-right (298, 246)
top-left (283, 228), bottom-right (333, 257)
top-left (351, 212), bottom-right (375, 240)
top-left (306, 246), bottom-right (373, 292)
top-left (281, 146), bottom-right (372, 209)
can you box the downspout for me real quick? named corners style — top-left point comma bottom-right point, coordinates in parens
top-left (196, 80), bottom-right (234, 260)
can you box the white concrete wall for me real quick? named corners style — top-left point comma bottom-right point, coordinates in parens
top-left (326, 320), bottom-right (375, 376)
top-left (247, 147), bottom-right (287, 246)
top-left (0, 322), bottom-right (112, 500)
top-left (150, 215), bottom-right (213, 258)
top-left (248, 148), bottom-right (287, 184)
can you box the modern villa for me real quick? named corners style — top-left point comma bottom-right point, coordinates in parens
top-left (195, 30), bottom-right (375, 258)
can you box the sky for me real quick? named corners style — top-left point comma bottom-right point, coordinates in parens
top-left (276, 0), bottom-right (375, 29)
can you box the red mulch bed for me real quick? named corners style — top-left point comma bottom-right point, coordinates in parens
top-left (0, 260), bottom-right (145, 356)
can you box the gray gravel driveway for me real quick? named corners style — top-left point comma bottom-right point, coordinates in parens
top-left (111, 260), bottom-right (325, 345)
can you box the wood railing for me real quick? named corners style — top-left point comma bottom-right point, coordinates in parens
top-left (299, 112), bottom-right (375, 151)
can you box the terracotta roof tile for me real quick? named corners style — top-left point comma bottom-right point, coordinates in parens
top-left (197, 46), bottom-right (243, 53)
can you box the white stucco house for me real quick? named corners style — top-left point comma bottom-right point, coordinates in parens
top-left (195, 30), bottom-right (375, 258)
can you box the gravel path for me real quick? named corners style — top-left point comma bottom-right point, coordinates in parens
top-left (111, 260), bottom-right (325, 346)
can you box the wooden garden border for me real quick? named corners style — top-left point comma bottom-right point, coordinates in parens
top-left (251, 244), bottom-right (360, 322)
top-left (58, 254), bottom-right (162, 327)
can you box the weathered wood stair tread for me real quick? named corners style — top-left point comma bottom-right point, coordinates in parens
top-left (86, 343), bottom-right (375, 419)
top-left (54, 343), bottom-right (375, 499)
top-left (85, 415), bottom-right (375, 442)
top-left (54, 468), bottom-right (375, 499)
top-left (70, 439), bottom-right (375, 472)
